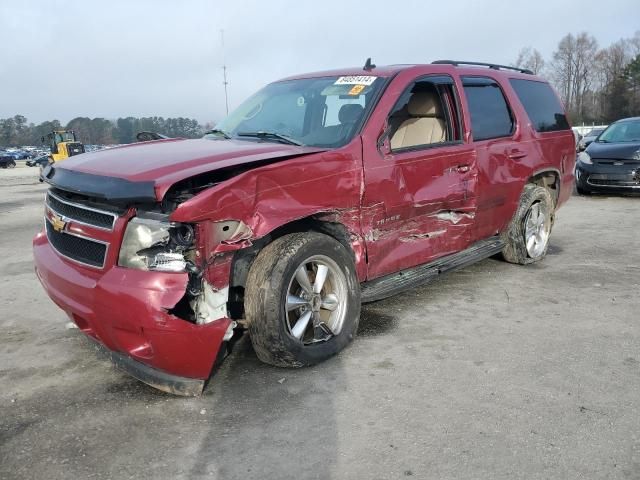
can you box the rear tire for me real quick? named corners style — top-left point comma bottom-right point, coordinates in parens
top-left (245, 232), bottom-right (360, 368)
top-left (501, 184), bottom-right (554, 265)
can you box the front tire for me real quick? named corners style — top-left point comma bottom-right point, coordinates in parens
top-left (502, 184), bottom-right (554, 265)
top-left (245, 232), bottom-right (360, 368)
top-left (576, 184), bottom-right (591, 195)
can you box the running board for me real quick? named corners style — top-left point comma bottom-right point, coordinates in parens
top-left (360, 236), bottom-right (504, 303)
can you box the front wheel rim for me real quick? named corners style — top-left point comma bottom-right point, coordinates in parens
top-left (285, 254), bottom-right (348, 344)
top-left (524, 201), bottom-right (550, 258)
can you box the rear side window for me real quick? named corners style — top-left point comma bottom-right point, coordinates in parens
top-left (462, 77), bottom-right (514, 141)
top-left (509, 79), bottom-right (570, 132)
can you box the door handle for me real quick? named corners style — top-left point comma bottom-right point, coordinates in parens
top-left (456, 165), bottom-right (470, 173)
top-left (508, 150), bottom-right (527, 160)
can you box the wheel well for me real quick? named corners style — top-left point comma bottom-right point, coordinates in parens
top-left (226, 215), bottom-right (355, 319)
top-left (527, 171), bottom-right (559, 205)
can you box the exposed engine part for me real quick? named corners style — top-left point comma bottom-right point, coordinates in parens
top-left (173, 224), bottom-right (195, 247)
top-left (190, 282), bottom-right (229, 324)
top-left (212, 220), bottom-right (253, 244)
top-left (223, 321), bottom-right (238, 341)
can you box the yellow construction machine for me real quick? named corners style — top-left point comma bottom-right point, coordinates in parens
top-left (43, 130), bottom-right (85, 162)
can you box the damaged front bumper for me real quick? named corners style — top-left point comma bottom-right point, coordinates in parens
top-left (33, 230), bottom-right (232, 396)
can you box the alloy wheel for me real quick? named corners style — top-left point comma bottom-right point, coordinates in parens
top-left (285, 255), bottom-right (348, 344)
top-left (524, 201), bottom-right (550, 258)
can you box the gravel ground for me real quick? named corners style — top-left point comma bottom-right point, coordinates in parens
top-left (1, 166), bottom-right (639, 480)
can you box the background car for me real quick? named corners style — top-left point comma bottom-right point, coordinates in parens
top-left (575, 117), bottom-right (640, 195)
top-left (26, 154), bottom-right (51, 167)
top-left (3, 150), bottom-right (32, 160)
top-left (572, 129), bottom-right (583, 150)
top-left (578, 127), bottom-right (606, 151)
top-left (0, 155), bottom-right (17, 168)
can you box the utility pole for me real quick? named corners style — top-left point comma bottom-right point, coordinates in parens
top-left (221, 29), bottom-right (229, 115)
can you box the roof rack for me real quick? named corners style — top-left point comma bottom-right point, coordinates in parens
top-left (431, 60), bottom-right (533, 75)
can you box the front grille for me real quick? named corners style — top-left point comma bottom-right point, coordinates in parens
top-left (593, 158), bottom-right (640, 165)
top-left (45, 219), bottom-right (108, 268)
top-left (46, 192), bottom-right (116, 230)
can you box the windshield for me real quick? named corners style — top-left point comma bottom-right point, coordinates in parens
top-left (213, 75), bottom-right (383, 148)
top-left (54, 132), bottom-right (75, 143)
top-left (598, 120), bottom-right (640, 143)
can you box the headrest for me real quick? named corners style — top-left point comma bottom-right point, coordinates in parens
top-left (338, 103), bottom-right (364, 124)
top-left (407, 92), bottom-right (442, 117)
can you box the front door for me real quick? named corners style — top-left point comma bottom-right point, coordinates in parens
top-left (360, 73), bottom-right (478, 280)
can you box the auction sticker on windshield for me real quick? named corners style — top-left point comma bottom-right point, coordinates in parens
top-left (348, 84), bottom-right (366, 95)
top-left (334, 76), bottom-right (377, 86)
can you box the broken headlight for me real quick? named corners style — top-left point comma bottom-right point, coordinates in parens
top-left (118, 217), bottom-right (194, 272)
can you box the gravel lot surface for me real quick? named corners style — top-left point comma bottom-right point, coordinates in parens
top-left (1, 165), bottom-right (639, 479)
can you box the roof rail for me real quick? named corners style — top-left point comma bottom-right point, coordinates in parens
top-left (431, 60), bottom-right (533, 75)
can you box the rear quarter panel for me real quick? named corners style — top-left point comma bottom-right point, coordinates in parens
top-left (500, 77), bottom-right (576, 209)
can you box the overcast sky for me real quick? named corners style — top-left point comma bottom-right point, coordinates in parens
top-left (1, 0), bottom-right (637, 125)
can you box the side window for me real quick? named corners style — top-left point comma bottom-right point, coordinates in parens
top-left (509, 79), bottom-right (570, 132)
top-left (462, 77), bottom-right (514, 141)
top-left (388, 77), bottom-right (460, 151)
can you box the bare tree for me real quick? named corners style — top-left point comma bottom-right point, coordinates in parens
top-left (630, 30), bottom-right (640, 56)
top-left (573, 33), bottom-right (598, 119)
top-left (550, 32), bottom-right (598, 121)
top-left (594, 40), bottom-right (633, 121)
top-left (550, 34), bottom-right (576, 110)
top-left (515, 47), bottom-right (545, 74)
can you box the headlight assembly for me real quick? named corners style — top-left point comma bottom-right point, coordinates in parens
top-left (578, 151), bottom-right (592, 165)
top-left (118, 217), bottom-right (194, 272)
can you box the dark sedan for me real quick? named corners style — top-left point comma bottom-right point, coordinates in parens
top-left (0, 155), bottom-right (17, 168)
top-left (575, 117), bottom-right (640, 195)
top-left (26, 154), bottom-right (51, 167)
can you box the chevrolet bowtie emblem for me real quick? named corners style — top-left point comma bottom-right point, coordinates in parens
top-left (50, 213), bottom-right (67, 233)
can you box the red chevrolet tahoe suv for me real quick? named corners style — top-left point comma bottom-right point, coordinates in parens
top-left (34, 60), bottom-right (575, 395)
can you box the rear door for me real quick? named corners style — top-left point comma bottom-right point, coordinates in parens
top-left (460, 76), bottom-right (524, 239)
top-left (360, 72), bottom-right (478, 280)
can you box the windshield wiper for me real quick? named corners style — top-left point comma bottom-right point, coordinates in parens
top-left (237, 131), bottom-right (303, 146)
top-left (204, 129), bottom-right (231, 139)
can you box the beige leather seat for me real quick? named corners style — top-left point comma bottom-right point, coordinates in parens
top-left (390, 92), bottom-right (446, 149)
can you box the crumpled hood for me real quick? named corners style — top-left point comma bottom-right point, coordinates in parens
top-left (45, 138), bottom-right (324, 202)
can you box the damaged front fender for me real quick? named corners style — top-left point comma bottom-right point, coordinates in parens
top-left (168, 149), bottom-right (368, 278)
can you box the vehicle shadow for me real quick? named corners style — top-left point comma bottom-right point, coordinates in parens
top-left (188, 335), bottom-right (342, 479)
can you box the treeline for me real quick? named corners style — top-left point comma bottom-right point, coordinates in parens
top-left (0, 115), bottom-right (208, 147)
top-left (515, 30), bottom-right (640, 124)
